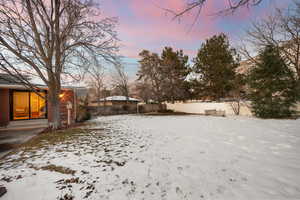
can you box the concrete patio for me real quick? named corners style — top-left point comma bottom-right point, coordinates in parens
top-left (0, 128), bottom-right (45, 158)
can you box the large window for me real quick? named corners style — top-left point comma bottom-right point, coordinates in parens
top-left (12, 91), bottom-right (46, 120)
top-left (13, 91), bottom-right (30, 120)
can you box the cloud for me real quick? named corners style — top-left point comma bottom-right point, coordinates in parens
top-left (101, 0), bottom-right (294, 60)
top-left (111, 0), bottom-right (222, 58)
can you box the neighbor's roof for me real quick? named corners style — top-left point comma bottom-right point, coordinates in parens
top-left (99, 96), bottom-right (140, 102)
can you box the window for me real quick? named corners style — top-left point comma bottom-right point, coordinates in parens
top-left (30, 92), bottom-right (46, 119)
top-left (13, 91), bottom-right (30, 120)
top-left (12, 91), bottom-right (47, 120)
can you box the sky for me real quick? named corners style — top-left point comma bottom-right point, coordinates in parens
top-left (99, 0), bottom-right (295, 78)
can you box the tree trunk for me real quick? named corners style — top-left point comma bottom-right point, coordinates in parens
top-left (48, 87), bottom-right (61, 130)
top-left (97, 90), bottom-right (101, 115)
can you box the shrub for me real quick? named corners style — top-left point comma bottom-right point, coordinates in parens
top-left (76, 105), bottom-right (91, 122)
top-left (158, 109), bottom-right (174, 113)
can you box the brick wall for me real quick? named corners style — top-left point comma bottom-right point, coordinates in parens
top-left (48, 89), bottom-right (75, 126)
top-left (0, 89), bottom-right (10, 126)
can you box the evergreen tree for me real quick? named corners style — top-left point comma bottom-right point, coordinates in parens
top-left (137, 48), bottom-right (190, 103)
top-left (193, 33), bottom-right (240, 100)
top-left (248, 45), bottom-right (298, 118)
top-left (160, 47), bottom-right (190, 102)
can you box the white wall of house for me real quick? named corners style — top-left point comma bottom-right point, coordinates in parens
top-left (166, 101), bottom-right (253, 116)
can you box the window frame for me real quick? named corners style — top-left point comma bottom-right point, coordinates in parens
top-left (10, 89), bottom-right (48, 121)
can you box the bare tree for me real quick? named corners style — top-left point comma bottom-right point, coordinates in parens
top-left (0, 0), bottom-right (118, 129)
top-left (229, 73), bottom-right (246, 115)
top-left (137, 50), bottom-right (165, 103)
top-left (242, 2), bottom-right (300, 80)
top-left (112, 63), bottom-right (130, 100)
top-left (135, 81), bottom-right (152, 103)
top-left (86, 60), bottom-right (105, 110)
top-left (165, 0), bottom-right (264, 21)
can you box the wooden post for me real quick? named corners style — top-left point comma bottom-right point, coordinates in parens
top-left (66, 101), bottom-right (73, 126)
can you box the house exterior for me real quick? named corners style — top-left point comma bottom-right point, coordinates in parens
top-left (90, 96), bottom-right (140, 106)
top-left (0, 74), bottom-right (85, 128)
top-left (88, 96), bottom-right (140, 115)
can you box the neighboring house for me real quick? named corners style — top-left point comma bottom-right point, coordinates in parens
top-left (90, 96), bottom-right (140, 107)
top-left (88, 96), bottom-right (141, 116)
top-left (237, 59), bottom-right (255, 75)
top-left (0, 74), bottom-right (85, 128)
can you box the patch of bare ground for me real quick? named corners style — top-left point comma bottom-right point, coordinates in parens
top-left (57, 193), bottom-right (74, 200)
top-left (28, 164), bottom-right (76, 175)
top-left (143, 111), bottom-right (196, 116)
top-left (0, 127), bottom-right (95, 169)
top-left (3, 128), bottom-right (85, 156)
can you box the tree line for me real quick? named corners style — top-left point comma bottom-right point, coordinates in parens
top-left (136, 33), bottom-right (242, 103)
top-left (136, 32), bottom-right (300, 119)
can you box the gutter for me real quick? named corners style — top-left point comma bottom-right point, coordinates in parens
top-left (0, 84), bottom-right (83, 90)
top-left (73, 88), bottom-right (77, 123)
top-left (0, 84), bottom-right (48, 90)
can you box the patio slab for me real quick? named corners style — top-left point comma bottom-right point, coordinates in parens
top-left (0, 128), bottom-right (45, 158)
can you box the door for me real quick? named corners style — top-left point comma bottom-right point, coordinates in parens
top-left (12, 91), bottom-right (30, 120)
top-left (30, 92), bottom-right (46, 119)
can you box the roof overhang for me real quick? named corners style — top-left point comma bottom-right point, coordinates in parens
top-left (0, 84), bottom-right (85, 91)
top-left (0, 84), bottom-right (48, 90)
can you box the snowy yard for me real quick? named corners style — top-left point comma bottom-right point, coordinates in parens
top-left (1, 115), bottom-right (300, 200)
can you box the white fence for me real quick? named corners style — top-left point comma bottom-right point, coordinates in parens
top-left (166, 101), bottom-right (253, 116)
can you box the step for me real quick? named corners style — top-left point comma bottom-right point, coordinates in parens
top-left (0, 119), bottom-right (48, 131)
top-left (8, 119), bottom-right (48, 126)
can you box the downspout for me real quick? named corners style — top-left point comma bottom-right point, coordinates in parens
top-left (73, 88), bottom-right (77, 123)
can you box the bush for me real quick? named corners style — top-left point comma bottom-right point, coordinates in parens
top-left (158, 109), bottom-right (173, 113)
top-left (84, 112), bottom-right (91, 121)
top-left (76, 105), bottom-right (91, 122)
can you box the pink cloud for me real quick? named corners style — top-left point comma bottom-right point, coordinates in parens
top-left (129, 0), bottom-right (186, 19)
top-left (101, 0), bottom-right (276, 59)
top-left (116, 19), bottom-right (217, 58)
top-left (113, 0), bottom-right (222, 58)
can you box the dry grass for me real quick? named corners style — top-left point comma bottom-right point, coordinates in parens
top-left (37, 164), bottom-right (76, 175)
top-left (0, 122), bottom-right (104, 170)
top-left (21, 128), bottom-right (86, 151)
top-left (1, 128), bottom-right (88, 163)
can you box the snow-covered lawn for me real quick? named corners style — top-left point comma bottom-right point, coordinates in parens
top-left (1, 115), bottom-right (300, 200)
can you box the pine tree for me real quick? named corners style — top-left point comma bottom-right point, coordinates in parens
top-left (137, 48), bottom-right (190, 103)
top-left (248, 45), bottom-right (298, 118)
top-left (193, 33), bottom-right (240, 100)
top-left (160, 47), bottom-right (190, 102)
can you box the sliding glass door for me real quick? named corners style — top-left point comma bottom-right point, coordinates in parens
top-left (30, 92), bottom-right (46, 119)
top-left (12, 91), bottom-right (47, 120)
top-left (13, 91), bottom-right (30, 120)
